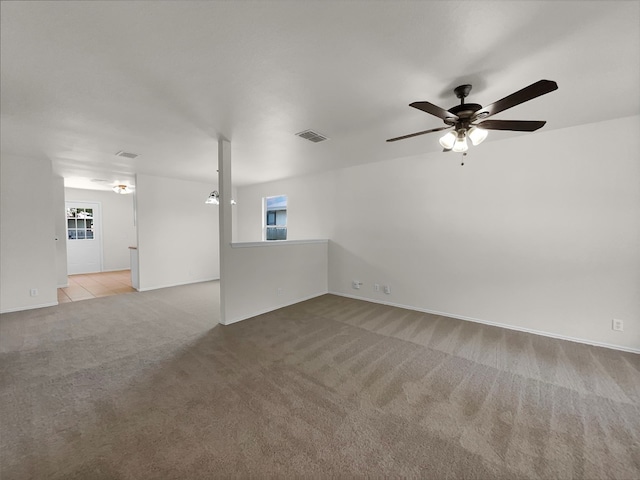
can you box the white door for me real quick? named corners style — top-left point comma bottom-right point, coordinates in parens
top-left (66, 202), bottom-right (102, 274)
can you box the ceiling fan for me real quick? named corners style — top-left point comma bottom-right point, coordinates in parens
top-left (387, 79), bottom-right (558, 152)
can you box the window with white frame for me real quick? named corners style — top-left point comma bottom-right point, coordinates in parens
top-left (66, 207), bottom-right (95, 240)
top-left (264, 195), bottom-right (287, 240)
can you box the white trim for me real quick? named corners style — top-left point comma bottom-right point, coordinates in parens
top-left (137, 277), bottom-right (220, 292)
top-left (1, 301), bottom-right (59, 314)
top-left (231, 239), bottom-right (328, 248)
top-left (57, 282), bottom-right (69, 288)
top-left (220, 291), bottom-right (327, 325)
top-left (329, 291), bottom-right (640, 355)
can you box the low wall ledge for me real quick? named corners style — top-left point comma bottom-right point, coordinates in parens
top-left (231, 239), bottom-right (328, 248)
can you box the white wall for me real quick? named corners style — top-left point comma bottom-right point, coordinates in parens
top-left (136, 174), bottom-right (219, 291)
top-left (235, 116), bottom-right (640, 351)
top-left (64, 187), bottom-right (136, 272)
top-left (0, 154), bottom-right (58, 312)
top-left (236, 170), bottom-right (337, 242)
top-left (223, 241), bottom-right (328, 324)
top-left (53, 176), bottom-right (68, 287)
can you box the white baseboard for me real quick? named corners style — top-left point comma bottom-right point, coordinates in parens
top-left (329, 291), bottom-right (639, 355)
top-left (137, 277), bottom-right (220, 292)
top-left (1, 301), bottom-right (59, 314)
top-left (57, 283), bottom-right (69, 288)
top-left (222, 291), bottom-right (328, 326)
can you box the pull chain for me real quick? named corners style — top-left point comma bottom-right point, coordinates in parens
top-left (461, 152), bottom-right (467, 166)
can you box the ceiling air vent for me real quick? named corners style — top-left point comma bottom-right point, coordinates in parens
top-left (295, 130), bottom-right (328, 143)
top-left (115, 151), bottom-right (140, 159)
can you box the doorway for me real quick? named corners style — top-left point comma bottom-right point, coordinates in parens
top-left (57, 270), bottom-right (135, 303)
top-left (66, 201), bottom-right (102, 274)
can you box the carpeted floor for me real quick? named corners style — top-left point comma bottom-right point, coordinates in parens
top-left (1, 281), bottom-right (639, 479)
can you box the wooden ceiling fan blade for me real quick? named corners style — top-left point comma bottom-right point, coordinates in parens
top-left (386, 126), bottom-right (451, 142)
top-left (410, 101), bottom-right (459, 122)
top-left (475, 80), bottom-right (558, 119)
top-left (478, 120), bottom-right (547, 131)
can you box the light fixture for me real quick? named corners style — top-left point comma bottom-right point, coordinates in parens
top-left (452, 131), bottom-right (469, 153)
top-left (205, 191), bottom-right (237, 205)
top-left (438, 131), bottom-right (456, 150)
top-left (205, 191), bottom-right (220, 205)
top-left (113, 184), bottom-right (133, 194)
top-left (439, 125), bottom-right (489, 153)
top-left (467, 126), bottom-right (488, 146)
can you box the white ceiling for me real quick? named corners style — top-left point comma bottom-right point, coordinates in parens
top-left (1, 1), bottom-right (639, 189)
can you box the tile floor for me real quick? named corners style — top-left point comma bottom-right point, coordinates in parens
top-left (58, 270), bottom-right (136, 303)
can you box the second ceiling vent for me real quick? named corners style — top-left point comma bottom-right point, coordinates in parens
top-left (295, 130), bottom-right (328, 143)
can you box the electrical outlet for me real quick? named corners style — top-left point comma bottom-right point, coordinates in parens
top-left (384, 285), bottom-right (391, 294)
top-left (352, 280), bottom-right (362, 289)
top-left (374, 283), bottom-right (380, 292)
top-left (612, 319), bottom-right (624, 332)
top-left (277, 287), bottom-right (284, 296)
top-left (30, 288), bottom-right (38, 297)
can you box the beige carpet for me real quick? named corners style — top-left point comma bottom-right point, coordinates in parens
top-left (1, 282), bottom-right (638, 479)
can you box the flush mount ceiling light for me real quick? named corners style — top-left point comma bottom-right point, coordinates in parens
top-left (387, 79), bottom-right (558, 154)
top-left (205, 191), bottom-right (236, 205)
top-left (113, 184), bottom-right (133, 194)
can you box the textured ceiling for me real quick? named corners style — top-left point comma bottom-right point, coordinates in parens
top-left (1, 1), bottom-right (639, 189)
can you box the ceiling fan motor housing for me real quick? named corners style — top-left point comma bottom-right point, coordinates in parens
top-left (447, 85), bottom-right (482, 127)
top-left (446, 103), bottom-right (483, 127)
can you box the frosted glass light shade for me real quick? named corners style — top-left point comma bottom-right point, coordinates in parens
top-left (468, 126), bottom-right (488, 146)
top-left (439, 131), bottom-right (457, 149)
top-left (452, 135), bottom-right (468, 153)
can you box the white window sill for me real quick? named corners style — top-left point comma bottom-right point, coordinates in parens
top-left (231, 239), bottom-right (328, 248)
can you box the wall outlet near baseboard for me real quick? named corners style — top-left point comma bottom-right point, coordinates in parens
top-left (277, 287), bottom-right (284, 296)
top-left (374, 283), bottom-right (380, 292)
top-left (30, 288), bottom-right (38, 297)
top-left (352, 280), bottom-right (362, 289)
top-left (612, 319), bottom-right (624, 331)
top-left (383, 285), bottom-right (391, 294)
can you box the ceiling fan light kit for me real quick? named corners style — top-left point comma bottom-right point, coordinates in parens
top-left (388, 79), bottom-right (558, 157)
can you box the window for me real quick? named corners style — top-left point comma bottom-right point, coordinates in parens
top-left (66, 207), bottom-right (94, 240)
top-left (264, 195), bottom-right (287, 241)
